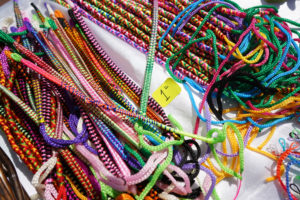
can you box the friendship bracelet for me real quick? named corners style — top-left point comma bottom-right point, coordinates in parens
top-left (0, 1), bottom-right (299, 199)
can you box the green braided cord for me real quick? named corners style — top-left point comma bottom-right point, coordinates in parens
top-left (0, 30), bottom-right (15, 44)
top-left (34, 52), bottom-right (45, 56)
top-left (112, 99), bottom-right (162, 137)
top-left (8, 31), bottom-right (28, 36)
top-left (44, 17), bottom-right (51, 28)
top-left (212, 188), bottom-right (221, 200)
top-left (100, 182), bottom-right (108, 200)
top-left (139, 0), bottom-right (159, 115)
top-left (133, 114), bottom-right (185, 198)
top-left (225, 122), bottom-right (244, 174)
top-left (136, 146), bottom-right (173, 200)
top-left (47, 18), bottom-right (58, 30)
top-left (274, 16), bottom-right (300, 27)
top-left (167, 114), bottom-right (183, 131)
top-left (124, 144), bottom-right (145, 166)
top-left (10, 53), bottom-right (22, 62)
top-left (128, 2), bottom-right (182, 198)
top-left (143, 116), bottom-right (227, 143)
top-left (135, 113), bottom-right (184, 151)
top-left (100, 182), bottom-right (120, 199)
top-left (135, 123), bottom-right (183, 152)
top-left (89, 166), bottom-right (120, 199)
top-left (207, 122), bottom-right (244, 179)
top-left (122, 108), bottom-right (226, 143)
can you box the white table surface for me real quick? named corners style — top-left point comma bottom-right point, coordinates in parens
top-left (0, 0), bottom-right (300, 199)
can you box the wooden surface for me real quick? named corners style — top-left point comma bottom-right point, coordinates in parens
top-left (0, 0), bottom-right (10, 7)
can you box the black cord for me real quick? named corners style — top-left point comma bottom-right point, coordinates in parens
top-left (207, 70), bottom-right (277, 120)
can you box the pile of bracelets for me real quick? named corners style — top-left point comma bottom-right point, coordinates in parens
top-left (0, 0), bottom-right (299, 199)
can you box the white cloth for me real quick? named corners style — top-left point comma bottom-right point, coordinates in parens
top-left (0, 0), bottom-right (299, 199)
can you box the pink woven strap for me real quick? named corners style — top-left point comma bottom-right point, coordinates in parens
top-left (63, 124), bottom-right (129, 191)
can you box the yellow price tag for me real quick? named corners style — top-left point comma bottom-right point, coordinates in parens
top-left (152, 78), bottom-right (181, 108)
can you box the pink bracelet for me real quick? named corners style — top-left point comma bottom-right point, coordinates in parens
top-left (49, 30), bottom-right (139, 143)
top-left (91, 114), bottom-right (131, 177)
top-left (125, 151), bottom-right (167, 185)
top-left (162, 164), bottom-right (192, 195)
top-left (63, 124), bottom-right (130, 191)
